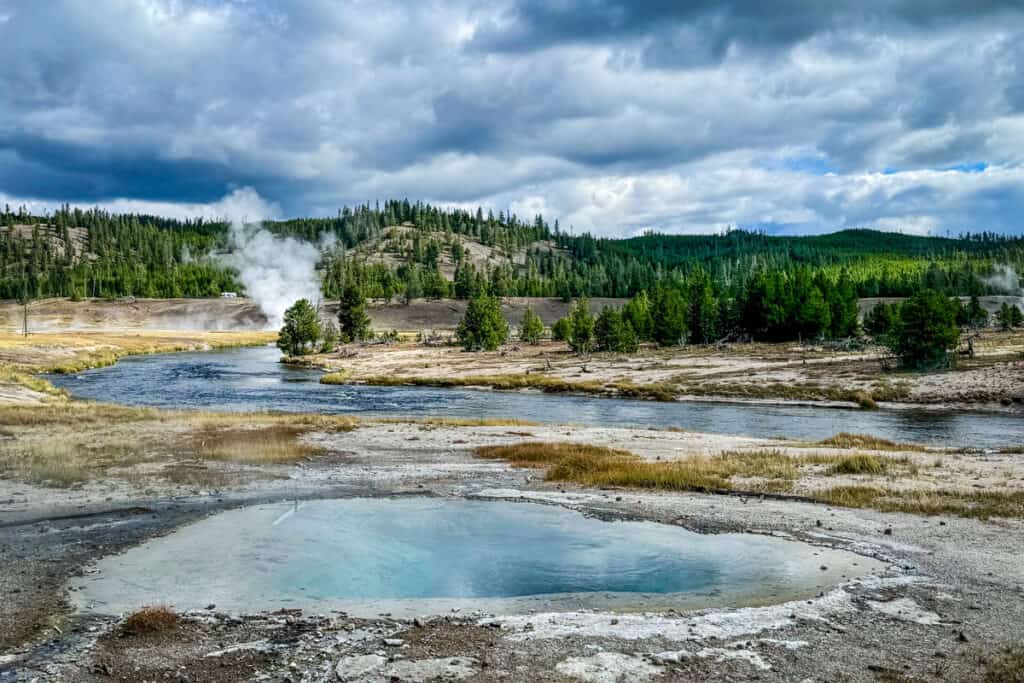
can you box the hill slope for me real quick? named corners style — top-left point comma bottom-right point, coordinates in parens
top-left (2, 200), bottom-right (1022, 302)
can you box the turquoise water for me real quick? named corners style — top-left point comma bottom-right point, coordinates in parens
top-left (75, 498), bottom-right (879, 615)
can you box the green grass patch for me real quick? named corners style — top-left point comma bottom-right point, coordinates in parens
top-left (816, 432), bottom-right (926, 452)
top-left (830, 453), bottom-right (887, 475)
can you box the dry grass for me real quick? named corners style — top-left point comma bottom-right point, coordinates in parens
top-left (123, 606), bottom-right (179, 635)
top-left (320, 370), bottom-right (351, 384)
top-left (0, 365), bottom-right (68, 397)
top-left (829, 453), bottom-right (887, 475)
top-left (189, 425), bottom-right (321, 464)
top-left (679, 381), bottom-right (910, 409)
top-left (476, 441), bottom-right (1020, 519)
top-left (816, 432), bottom-right (926, 452)
top-left (339, 372), bottom-right (677, 401)
top-left (0, 330), bottom-right (275, 374)
top-left (984, 645), bottom-right (1024, 682)
top-left (0, 403), bottom-right (357, 487)
top-left (813, 485), bottom-right (1024, 520)
top-left (475, 443), bottom-right (804, 493)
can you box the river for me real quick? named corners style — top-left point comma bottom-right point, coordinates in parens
top-left (48, 345), bottom-right (1020, 447)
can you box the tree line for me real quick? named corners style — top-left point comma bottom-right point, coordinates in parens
top-left (3, 201), bottom-right (1023, 305)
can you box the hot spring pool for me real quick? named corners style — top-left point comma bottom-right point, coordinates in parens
top-left (73, 498), bottom-right (882, 616)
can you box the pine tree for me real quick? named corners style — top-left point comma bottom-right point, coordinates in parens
top-left (337, 283), bottom-right (372, 342)
top-left (888, 291), bottom-right (960, 369)
top-left (864, 302), bottom-right (899, 338)
top-left (277, 299), bottom-right (322, 357)
top-left (518, 307), bottom-right (544, 344)
top-left (566, 298), bottom-right (595, 354)
top-left (551, 317), bottom-right (571, 342)
top-left (622, 291), bottom-right (653, 341)
top-left (456, 294), bottom-right (509, 351)
top-left (594, 306), bottom-right (638, 352)
top-left (651, 286), bottom-right (687, 346)
top-left (687, 270), bottom-right (718, 344)
top-left (965, 295), bottom-right (988, 328)
top-left (996, 303), bottom-right (1023, 330)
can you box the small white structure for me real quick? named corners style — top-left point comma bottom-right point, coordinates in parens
top-left (220, 292), bottom-right (238, 299)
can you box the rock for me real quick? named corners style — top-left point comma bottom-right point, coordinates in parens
top-left (384, 638), bottom-right (404, 647)
top-left (336, 653), bottom-right (387, 681)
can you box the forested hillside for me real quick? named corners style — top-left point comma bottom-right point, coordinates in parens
top-left (2, 200), bottom-right (1022, 303)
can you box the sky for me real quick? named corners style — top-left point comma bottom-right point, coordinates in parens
top-left (1, 0), bottom-right (1023, 237)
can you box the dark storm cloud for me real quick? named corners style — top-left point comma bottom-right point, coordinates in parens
top-left (0, 0), bottom-right (1021, 234)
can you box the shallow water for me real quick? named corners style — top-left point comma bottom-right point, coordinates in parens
top-left (74, 498), bottom-right (880, 615)
top-left (50, 345), bottom-right (1021, 446)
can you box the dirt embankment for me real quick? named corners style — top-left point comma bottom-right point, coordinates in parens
top-left (306, 329), bottom-right (1024, 409)
top-left (0, 297), bottom-right (628, 334)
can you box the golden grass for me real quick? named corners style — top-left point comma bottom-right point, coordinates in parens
top-left (829, 453), bottom-right (887, 475)
top-left (475, 443), bottom-right (805, 493)
top-left (816, 432), bottom-right (926, 452)
top-left (476, 441), bottom-right (1020, 519)
top-left (0, 365), bottom-right (68, 397)
top-left (123, 606), bottom-right (179, 635)
top-left (813, 485), bottom-right (1024, 520)
top-left (190, 425), bottom-right (321, 464)
top-left (0, 330), bottom-right (275, 374)
top-left (320, 370), bottom-right (351, 384)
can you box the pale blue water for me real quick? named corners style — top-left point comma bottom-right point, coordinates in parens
top-left (49, 345), bottom-right (1021, 447)
top-left (74, 498), bottom-right (879, 614)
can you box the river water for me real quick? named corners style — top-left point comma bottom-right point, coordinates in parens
top-left (49, 345), bottom-right (1021, 447)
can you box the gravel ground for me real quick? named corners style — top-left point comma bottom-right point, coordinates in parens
top-left (2, 421), bottom-right (1023, 682)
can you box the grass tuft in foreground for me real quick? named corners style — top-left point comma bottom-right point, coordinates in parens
top-left (475, 443), bottom-right (805, 493)
top-left (123, 606), bottom-right (179, 635)
top-left (829, 453), bottom-right (887, 475)
top-left (190, 426), bottom-right (322, 464)
top-left (983, 645), bottom-right (1024, 682)
top-left (814, 485), bottom-right (1024, 520)
top-left (477, 441), bottom-right (1023, 520)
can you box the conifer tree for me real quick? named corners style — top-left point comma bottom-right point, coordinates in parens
top-left (337, 282), bottom-right (372, 342)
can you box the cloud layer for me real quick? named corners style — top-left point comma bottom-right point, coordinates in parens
top-left (1, 0), bottom-right (1022, 235)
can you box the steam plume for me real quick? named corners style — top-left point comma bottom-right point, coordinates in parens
top-left (222, 223), bottom-right (322, 329)
top-left (213, 188), bottom-right (322, 329)
top-left (982, 264), bottom-right (1022, 296)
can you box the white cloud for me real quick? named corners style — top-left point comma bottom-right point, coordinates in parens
top-left (0, 1), bottom-right (1022, 235)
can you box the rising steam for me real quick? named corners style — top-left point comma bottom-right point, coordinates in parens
top-left (982, 264), bottom-right (1023, 296)
top-left (213, 188), bottom-right (322, 329)
top-left (222, 223), bottom-right (323, 328)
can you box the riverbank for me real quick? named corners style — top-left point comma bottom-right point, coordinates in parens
top-left (308, 331), bottom-right (1024, 410)
top-left (2, 413), bottom-right (1023, 680)
top-left (0, 330), bottom-right (276, 404)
